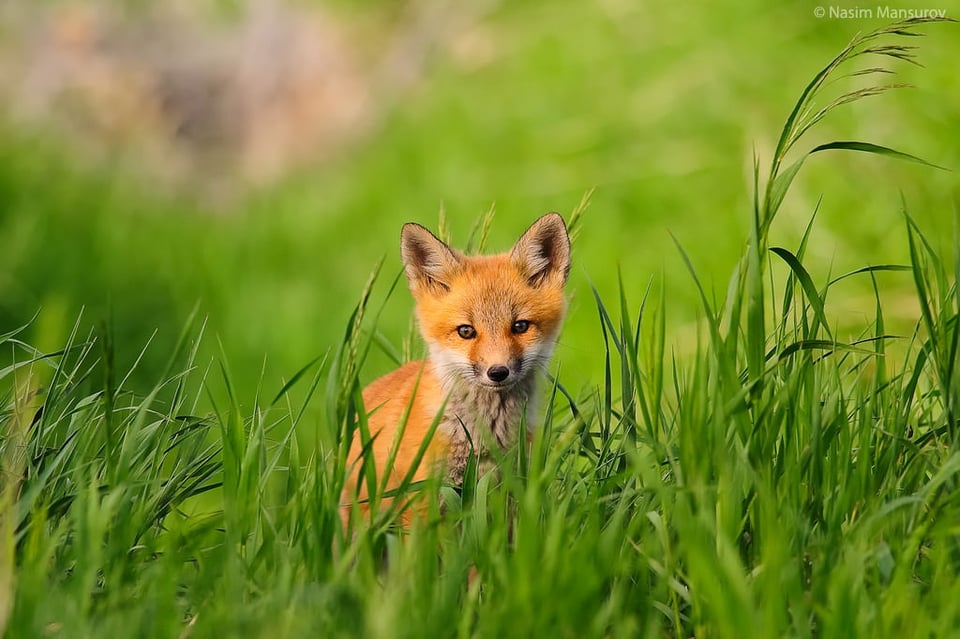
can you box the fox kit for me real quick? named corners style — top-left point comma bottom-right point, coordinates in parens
top-left (341, 213), bottom-right (571, 524)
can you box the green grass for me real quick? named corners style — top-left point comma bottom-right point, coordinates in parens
top-left (2, 17), bottom-right (960, 638)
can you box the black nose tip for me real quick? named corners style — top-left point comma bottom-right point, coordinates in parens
top-left (487, 365), bottom-right (510, 383)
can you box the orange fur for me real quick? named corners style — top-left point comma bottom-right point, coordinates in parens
top-left (341, 214), bottom-right (571, 528)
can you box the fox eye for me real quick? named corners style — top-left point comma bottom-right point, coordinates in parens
top-left (511, 320), bottom-right (530, 335)
top-left (457, 325), bottom-right (477, 339)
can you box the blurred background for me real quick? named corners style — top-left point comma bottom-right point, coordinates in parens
top-left (0, 0), bottom-right (957, 400)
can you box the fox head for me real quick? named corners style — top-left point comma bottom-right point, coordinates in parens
top-left (400, 213), bottom-right (571, 391)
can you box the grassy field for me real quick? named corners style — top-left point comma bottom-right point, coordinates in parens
top-left (2, 5), bottom-right (960, 639)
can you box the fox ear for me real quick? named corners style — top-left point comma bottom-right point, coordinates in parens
top-left (511, 213), bottom-right (571, 288)
top-left (401, 223), bottom-right (462, 293)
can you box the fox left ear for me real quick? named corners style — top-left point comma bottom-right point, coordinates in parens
top-left (401, 222), bottom-right (463, 294)
top-left (510, 213), bottom-right (571, 288)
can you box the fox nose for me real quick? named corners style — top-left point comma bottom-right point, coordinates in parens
top-left (487, 365), bottom-right (510, 383)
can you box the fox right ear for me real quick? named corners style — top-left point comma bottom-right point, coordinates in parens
top-left (401, 223), bottom-right (462, 293)
top-left (510, 213), bottom-right (571, 289)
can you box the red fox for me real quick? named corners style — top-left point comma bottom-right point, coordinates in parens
top-left (341, 213), bottom-right (571, 525)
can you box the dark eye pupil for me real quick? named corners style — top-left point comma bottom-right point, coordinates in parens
top-left (512, 320), bottom-right (529, 334)
top-left (457, 325), bottom-right (476, 339)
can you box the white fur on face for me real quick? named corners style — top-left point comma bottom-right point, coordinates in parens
top-left (429, 346), bottom-right (475, 391)
top-left (428, 337), bottom-right (558, 393)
